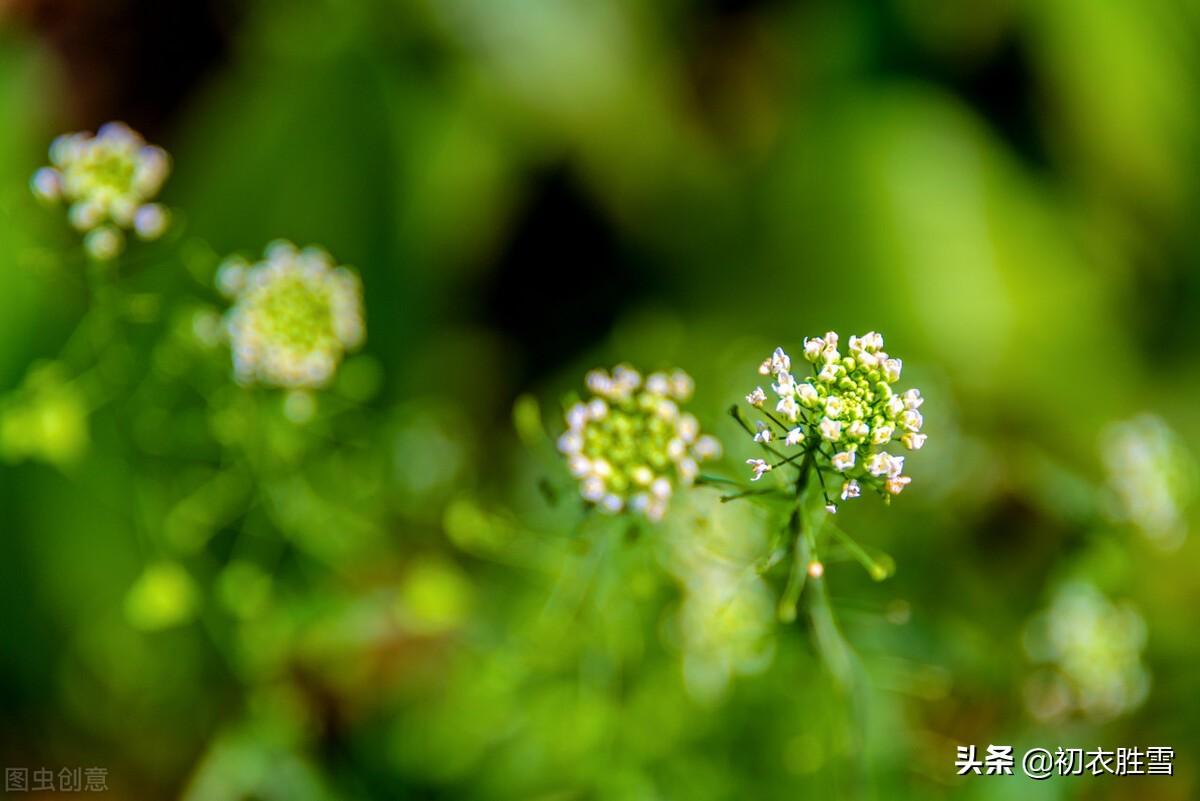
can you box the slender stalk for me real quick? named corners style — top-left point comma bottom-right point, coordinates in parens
top-left (719, 487), bottom-right (786, 503)
top-left (776, 439), bottom-right (818, 621)
top-left (777, 508), bottom-right (809, 623)
top-left (783, 461), bottom-right (870, 800)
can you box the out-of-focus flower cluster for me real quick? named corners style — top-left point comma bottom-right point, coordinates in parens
top-left (0, 362), bottom-right (89, 469)
top-left (664, 494), bottom-right (775, 703)
top-left (217, 241), bottom-right (365, 389)
top-left (1023, 582), bottom-right (1149, 722)
top-left (743, 333), bottom-right (924, 505)
top-left (31, 122), bottom-right (171, 259)
top-left (558, 365), bottom-right (721, 521)
top-left (1101, 414), bottom-right (1196, 551)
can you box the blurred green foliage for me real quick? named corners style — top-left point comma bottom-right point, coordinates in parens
top-left (1, 1), bottom-right (1199, 800)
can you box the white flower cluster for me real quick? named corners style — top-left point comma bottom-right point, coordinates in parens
top-left (665, 494), bottom-right (775, 702)
top-left (558, 365), bottom-right (721, 521)
top-left (1101, 415), bottom-right (1195, 551)
top-left (218, 241), bottom-right (365, 389)
top-left (744, 332), bottom-right (925, 505)
top-left (31, 122), bottom-right (171, 259)
top-left (1023, 583), bottom-right (1149, 722)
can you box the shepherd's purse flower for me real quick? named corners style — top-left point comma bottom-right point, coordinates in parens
top-left (31, 122), bottom-right (171, 259)
top-left (741, 335), bottom-right (926, 507)
top-left (559, 365), bottom-right (721, 521)
top-left (218, 241), bottom-right (365, 389)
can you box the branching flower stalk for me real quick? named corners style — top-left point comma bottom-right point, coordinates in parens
top-left (713, 333), bottom-right (926, 791)
top-left (732, 334), bottom-right (925, 685)
top-left (27, 124), bottom-right (176, 404)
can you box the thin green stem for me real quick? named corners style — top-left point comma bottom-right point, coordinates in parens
top-left (695, 474), bottom-right (745, 488)
top-left (779, 462), bottom-right (871, 799)
top-left (721, 487), bottom-right (787, 503)
top-left (777, 509), bottom-right (808, 623)
top-left (760, 409), bottom-right (794, 436)
top-left (828, 525), bottom-right (894, 581)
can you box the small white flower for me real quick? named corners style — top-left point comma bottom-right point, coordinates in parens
top-left (819, 417), bottom-right (842, 442)
top-left (825, 504), bottom-right (838, 515)
top-left (612, 364), bottom-right (641, 392)
top-left (568, 455), bottom-right (591, 477)
top-left (83, 226), bottom-right (123, 260)
top-left (693, 435), bottom-right (722, 459)
top-left (797, 382), bottom-right (820, 407)
top-left (902, 388), bottom-right (923, 409)
top-left (899, 409), bottom-right (923, 432)
top-left (582, 477), bottom-right (606, 501)
top-left (678, 457), bottom-right (699, 484)
top-left (678, 413), bottom-right (699, 443)
top-left (832, 450), bottom-right (856, 472)
top-left (847, 419), bottom-right (870, 439)
top-left (753, 422), bottom-right (773, 443)
top-left (758, 358), bottom-right (772, 376)
top-left (631, 465), bottom-right (654, 486)
top-left (557, 431), bottom-right (583, 455)
top-left (566, 402), bottom-right (588, 431)
top-left (883, 358), bottom-right (902, 382)
top-left (670, 370), bottom-right (695, 401)
top-left (133, 203), bottom-right (169, 240)
top-left (885, 475), bottom-right (912, 495)
top-left (667, 438), bottom-right (686, 461)
top-left (746, 387), bottom-right (767, 407)
top-left (588, 398), bottom-right (609, 421)
top-left (216, 258), bottom-right (248, 298)
top-left (30, 167), bottom-right (62, 202)
top-left (902, 432), bottom-right (927, 450)
top-left (776, 395), bottom-right (800, 422)
top-left (887, 395), bottom-right (905, 416)
top-left (770, 347), bottom-right (791, 375)
top-left (747, 459), bottom-right (772, 481)
top-left (867, 451), bottom-right (899, 477)
top-left (871, 423), bottom-right (894, 445)
top-left (773, 371), bottom-right (796, 398)
top-left (646, 372), bottom-right (670, 396)
top-left (824, 395), bottom-right (844, 418)
top-left (785, 427), bottom-right (804, 446)
top-left (69, 199), bottom-right (104, 231)
top-left (803, 337), bottom-right (824, 362)
top-left (650, 477), bottom-right (672, 499)
top-left (586, 369), bottom-right (611, 396)
top-left (600, 494), bottom-right (624, 513)
top-left (818, 363), bottom-right (839, 383)
top-left (841, 479), bottom-right (861, 500)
